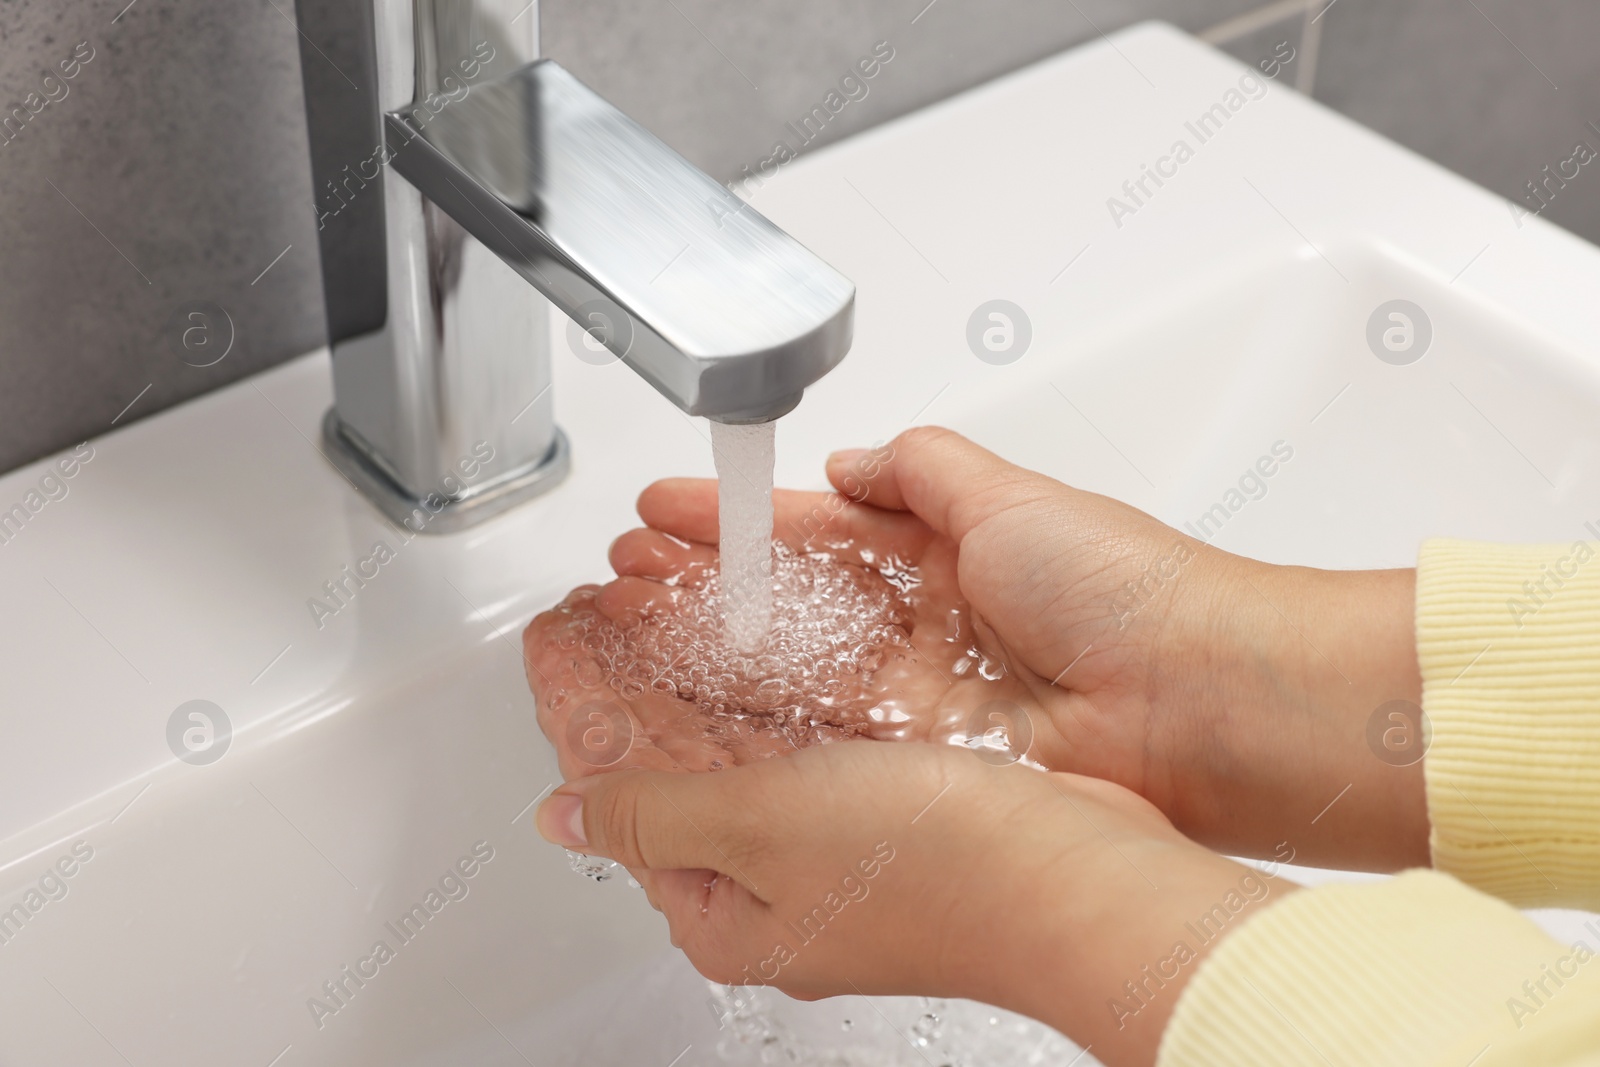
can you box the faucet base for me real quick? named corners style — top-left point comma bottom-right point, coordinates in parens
top-left (321, 409), bottom-right (571, 535)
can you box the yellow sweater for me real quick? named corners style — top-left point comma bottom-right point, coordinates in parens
top-left (1160, 540), bottom-right (1600, 1066)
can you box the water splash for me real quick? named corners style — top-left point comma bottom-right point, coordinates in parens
top-left (707, 986), bottom-right (1085, 1066)
top-left (540, 533), bottom-right (1054, 769)
top-left (555, 541), bottom-right (914, 760)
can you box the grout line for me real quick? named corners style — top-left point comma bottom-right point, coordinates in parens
top-left (1296, 4), bottom-right (1324, 94)
top-left (1199, 0), bottom-right (1311, 45)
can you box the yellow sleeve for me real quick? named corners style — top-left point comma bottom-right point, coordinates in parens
top-left (1157, 871), bottom-right (1600, 1066)
top-left (1417, 538), bottom-right (1600, 908)
top-left (1159, 538), bottom-right (1600, 1065)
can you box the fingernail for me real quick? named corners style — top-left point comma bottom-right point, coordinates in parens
top-left (827, 448), bottom-right (867, 467)
top-left (537, 793), bottom-right (588, 848)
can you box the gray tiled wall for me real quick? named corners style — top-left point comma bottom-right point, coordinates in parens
top-left (0, 0), bottom-right (1596, 475)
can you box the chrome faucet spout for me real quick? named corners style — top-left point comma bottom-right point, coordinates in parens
top-left (293, 1), bottom-right (854, 531)
top-left (387, 59), bottom-right (854, 423)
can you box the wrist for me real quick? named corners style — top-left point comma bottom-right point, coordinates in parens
top-left (1263, 563), bottom-right (1428, 868)
top-left (1179, 556), bottom-right (1428, 869)
top-left (1009, 820), bottom-right (1294, 1067)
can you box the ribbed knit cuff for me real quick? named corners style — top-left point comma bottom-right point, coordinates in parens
top-left (1157, 871), bottom-right (1590, 1067)
top-left (1417, 538), bottom-right (1600, 909)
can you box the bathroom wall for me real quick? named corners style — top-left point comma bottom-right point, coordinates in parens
top-left (0, 0), bottom-right (1595, 474)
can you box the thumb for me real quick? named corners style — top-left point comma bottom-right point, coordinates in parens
top-left (825, 426), bottom-right (1051, 542)
top-left (535, 768), bottom-right (766, 897)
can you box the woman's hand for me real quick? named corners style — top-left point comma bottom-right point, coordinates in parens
top-left (572, 426), bottom-right (1429, 869)
top-left (812, 427), bottom-right (1429, 870)
top-left (535, 740), bottom-right (1286, 1067)
top-left (522, 474), bottom-right (993, 778)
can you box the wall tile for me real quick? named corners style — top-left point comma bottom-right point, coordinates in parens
top-left (0, 0), bottom-right (325, 474)
top-left (1312, 0), bottom-right (1600, 245)
top-left (541, 0), bottom-right (1277, 183)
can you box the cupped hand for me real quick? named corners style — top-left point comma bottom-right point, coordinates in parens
top-left (535, 739), bottom-right (1280, 1067)
top-left (522, 463), bottom-right (1055, 778)
top-left (818, 427), bottom-right (1429, 869)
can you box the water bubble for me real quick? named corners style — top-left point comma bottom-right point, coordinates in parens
top-left (566, 849), bottom-right (618, 881)
top-left (962, 700), bottom-right (1033, 766)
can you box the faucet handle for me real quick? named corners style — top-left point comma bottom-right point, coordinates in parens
top-left (387, 59), bottom-right (855, 422)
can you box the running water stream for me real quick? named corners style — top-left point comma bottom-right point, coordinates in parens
top-left (539, 416), bottom-right (1033, 765)
top-left (711, 420), bottom-right (777, 651)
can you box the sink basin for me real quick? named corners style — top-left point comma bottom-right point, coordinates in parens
top-left (4, 21), bottom-right (1599, 1065)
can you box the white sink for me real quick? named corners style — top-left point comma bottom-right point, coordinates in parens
top-left (3, 21), bottom-right (1598, 1066)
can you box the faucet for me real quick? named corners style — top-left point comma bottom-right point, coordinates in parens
top-left (292, 0), bottom-right (855, 532)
